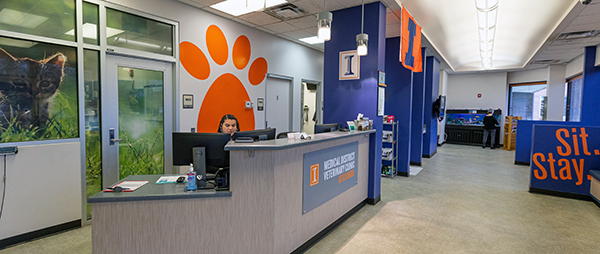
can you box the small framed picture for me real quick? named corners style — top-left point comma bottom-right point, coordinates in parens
top-left (183, 94), bottom-right (193, 109)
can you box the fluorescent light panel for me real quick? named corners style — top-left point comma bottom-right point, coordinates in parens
top-left (0, 8), bottom-right (48, 29)
top-left (211, 0), bottom-right (287, 16)
top-left (299, 36), bottom-right (324, 44)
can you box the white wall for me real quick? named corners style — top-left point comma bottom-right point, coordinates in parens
top-left (0, 142), bottom-right (81, 240)
top-left (447, 72), bottom-right (508, 142)
top-left (447, 72), bottom-right (508, 112)
top-left (507, 68), bottom-right (547, 84)
top-left (566, 54), bottom-right (584, 78)
top-left (546, 65), bottom-right (566, 121)
top-left (109, 0), bottom-right (324, 133)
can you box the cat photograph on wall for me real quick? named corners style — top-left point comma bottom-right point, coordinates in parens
top-left (0, 41), bottom-right (78, 142)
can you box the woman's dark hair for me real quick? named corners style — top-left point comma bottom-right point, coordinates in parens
top-left (218, 114), bottom-right (240, 133)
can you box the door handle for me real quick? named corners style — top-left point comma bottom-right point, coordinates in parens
top-left (109, 128), bottom-right (122, 145)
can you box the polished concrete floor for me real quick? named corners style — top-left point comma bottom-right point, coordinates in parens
top-left (2, 144), bottom-right (600, 254)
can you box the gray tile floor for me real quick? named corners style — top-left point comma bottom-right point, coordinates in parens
top-left (2, 144), bottom-right (599, 254)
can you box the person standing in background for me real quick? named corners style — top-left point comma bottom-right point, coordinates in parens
top-left (482, 109), bottom-right (499, 149)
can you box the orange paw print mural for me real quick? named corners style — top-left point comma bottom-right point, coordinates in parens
top-left (180, 25), bottom-right (268, 132)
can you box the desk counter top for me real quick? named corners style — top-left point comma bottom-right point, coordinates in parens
top-left (88, 175), bottom-right (231, 203)
top-left (225, 129), bottom-right (376, 151)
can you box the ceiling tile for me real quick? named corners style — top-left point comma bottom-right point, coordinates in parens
top-left (286, 14), bottom-right (318, 29)
top-left (189, 0), bottom-right (223, 6)
top-left (293, 0), bottom-right (323, 14)
top-left (283, 29), bottom-right (313, 39)
top-left (386, 11), bottom-right (400, 25)
top-left (562, 23), bottom-right (600, 33)
top-left (239, 12), bottom-right (282, 26)
top-left (177, 0), bottom-right (205, 8)
top-left (569, 14), bottom-right (600, 26)
top-left (263, 21), bottom-right (299, 33)
top-left (386, 23), bottom-right (400, 38)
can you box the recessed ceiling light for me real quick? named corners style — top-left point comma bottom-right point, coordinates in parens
top-left (211, 0), bottom-right (287, 16)
top-left (299, 36), bottom-right (324, 44)
top-left (65, 23), bottom-right (124, 39)
top-left (0, 8), bottom-right (48, 29)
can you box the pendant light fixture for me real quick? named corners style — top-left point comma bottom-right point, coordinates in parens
top-left (356, 0), bottom-right (368, 56)
top-left (317, 0), bottom-right (333, 41)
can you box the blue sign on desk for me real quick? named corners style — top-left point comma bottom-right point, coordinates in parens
top-left (303, 141), bottom-right (359, 214)
top-left (531, 125), bottom-right (599, 195)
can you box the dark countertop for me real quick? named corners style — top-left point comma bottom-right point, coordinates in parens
top-left (224, 129), bottom-right (376, 151)
top-left (88, 175), bottom-right (231, 203)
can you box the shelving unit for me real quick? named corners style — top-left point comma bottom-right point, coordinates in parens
top-left (503, 115), bottom-right (521, 150)
top-left (381, 121), bottom-right (398, 178)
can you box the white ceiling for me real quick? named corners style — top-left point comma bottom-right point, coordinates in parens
top-left (178, 0), bottom-right (600, 73)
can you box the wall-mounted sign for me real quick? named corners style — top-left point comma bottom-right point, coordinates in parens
top-left (378, 71), bottom-right (386, 87)
top-left (183, 94), bottom-right (193, 109)
top-left (378, 87), bottom-right (385, 116)
top-left (531, 125), bottom-right (598, 196)
top-left (257, 98), bottom-right (264, 111)
top-left (303, 142), bottom-right (359, 214)
top-left (339, 50), bottom-right (360, 80)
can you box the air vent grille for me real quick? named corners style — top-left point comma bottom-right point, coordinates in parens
top-left (264, 3), bottom-right (306, 20)
top-left (556, 30), bottom-right (600, 40)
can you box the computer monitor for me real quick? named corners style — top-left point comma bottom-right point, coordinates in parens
top-left (172, 132), bottom-right (231, 169)
top-left (314, 123), bottom-right (340, 134)
top-left (233, 128), bottom-right (276, 141)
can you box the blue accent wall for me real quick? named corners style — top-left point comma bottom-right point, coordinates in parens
top-left (410, 48), bottom-right (426, 164)
top-left (323, 2), bottom-right (385, 201)
top-left (385, 37), bottom-right (413, 175)
top-left (515, 120), bottom-right (587, 164)
top-left (580, 46), bottom-right (600, 126)
top-left (423, 56), bottom-right (440, 156)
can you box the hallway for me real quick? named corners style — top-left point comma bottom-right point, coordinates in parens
top-left (1, 144), bottom-right (599, 254)
top-left (306, 144), bottom-right (600, 253)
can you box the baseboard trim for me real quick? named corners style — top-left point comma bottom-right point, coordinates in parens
top-left (366, 195), bottom-right (380, 205)
top-left (409, 161), bottom-right (421, 166)
top-left (291, 200), bottom-right (366, 254)
top-left (398, 171), bottom-right (409, 177)
top-left (514, 161), bottom-right (530, 166)
top-left (529, 187), bottom-right (593, 201)
top-left (422, 150), bottom-right (437, 158)
top-left (0, 220), bottom-right (81, 250)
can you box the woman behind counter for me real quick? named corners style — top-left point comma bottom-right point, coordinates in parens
top-left (218, 114), bottom-right (240, 137)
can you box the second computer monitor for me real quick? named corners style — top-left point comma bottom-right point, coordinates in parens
top-left (314, 123), bottom-right (339, 134)
top-left (233, 128), bottom-right (276, 141)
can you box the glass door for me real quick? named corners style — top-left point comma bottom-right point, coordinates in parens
top-left (103, 55), bottom-right (172, 189)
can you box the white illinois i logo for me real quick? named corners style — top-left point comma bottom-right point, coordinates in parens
top-left (339, 50), bottom-right (360, 80)
top-left (310, 163), bottom-right (319, 187)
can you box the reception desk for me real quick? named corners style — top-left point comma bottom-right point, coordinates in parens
top-left (89, 130), bottom-right (375, 253)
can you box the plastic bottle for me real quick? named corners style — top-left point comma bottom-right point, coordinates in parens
top-left (186, 163), bottom-right (197, 191)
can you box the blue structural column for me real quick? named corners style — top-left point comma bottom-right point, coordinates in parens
top-left (385, 37), bottom-right (413, 177)
top-left (410, 48), bottom-right (426, 165)
top-left (422, 56), bottom-right (440, 157)
top-left (580, 46), bottom-right (600, 126)
top-left (323, 2), bottom-right (385, 204)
